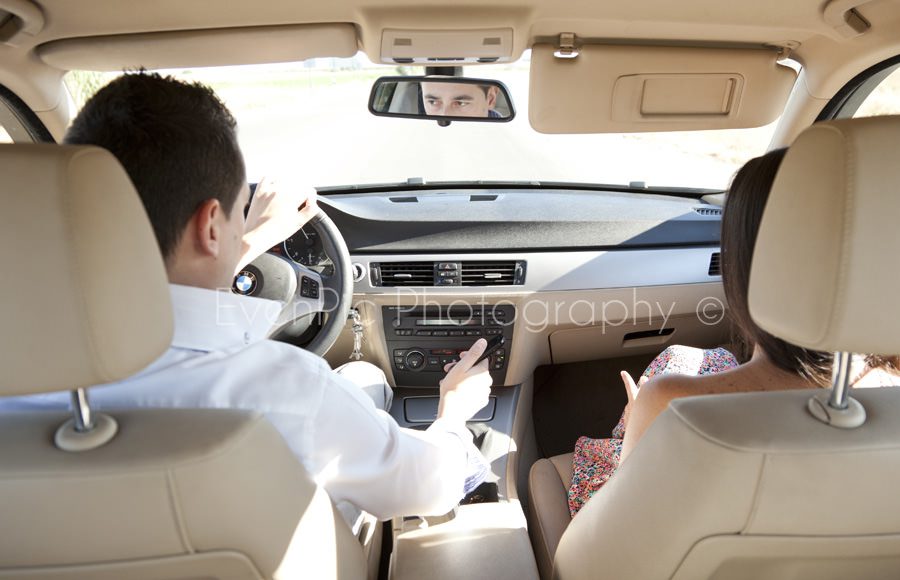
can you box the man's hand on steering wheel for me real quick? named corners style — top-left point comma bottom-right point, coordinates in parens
top-left (233, 178), bottom-right (352, 357)
top-left (237, 177), bottom-right (319, 274)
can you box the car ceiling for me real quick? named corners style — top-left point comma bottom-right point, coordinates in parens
top-left (2, 0), bottom-right (900, 141)
top-left (5, 0), bottom-right (897, 60)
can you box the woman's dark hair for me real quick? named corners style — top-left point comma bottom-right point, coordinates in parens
top-left (721, 148), bottom-right (835, 386)
top-left (723, 150), bottom-right (900, 385)
top-left (64, 71), bottom-right (245, 260)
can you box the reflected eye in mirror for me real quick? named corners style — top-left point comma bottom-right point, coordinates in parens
top-left (369, 76), bottom-right (515, 125)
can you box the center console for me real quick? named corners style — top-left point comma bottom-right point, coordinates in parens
top-left (381, 305), bottom-right (537, 579)
top-left (384, 304), bottom-right (515, 387)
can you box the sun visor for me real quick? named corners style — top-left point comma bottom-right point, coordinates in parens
top-left (529, 43), bottom-right (797, 134)
top-left (37, 24), bottom-right (358, 71)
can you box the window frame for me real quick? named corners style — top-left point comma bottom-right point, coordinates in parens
top-left (817, 55), bottom-right (900, 121)
top-left (0, 84), bottom-right (54, 143)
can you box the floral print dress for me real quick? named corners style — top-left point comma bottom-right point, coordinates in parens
top-left (566, 345), bottom-right (739, 517)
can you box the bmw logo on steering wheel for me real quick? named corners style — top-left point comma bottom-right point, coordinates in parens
top-left (233, 271), bottom-right (257, 295)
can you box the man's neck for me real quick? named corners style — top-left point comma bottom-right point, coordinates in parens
top-left (166, 262), bottom-right (220, 290)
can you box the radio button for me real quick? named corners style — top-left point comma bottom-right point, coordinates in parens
top-left (449, 330), bottom-right (465, 336)
top-left (432, 330), bottom-right (449, 337)
top-left (465, 329), bottom-right (481, 336)
top-left (415, 330), bottom-right (433, 336)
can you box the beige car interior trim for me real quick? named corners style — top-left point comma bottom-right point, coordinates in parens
top-left (823, 0), bottom-right (873, 39)
top-left (529, 43), bottom-right (797, 133)
top-left (548, 313), bottom-right (726, 365)
top-left (37, 24), bottom-right (358, 71)
top-left (352, 249), bottom-right (721, 294)
top-left (389, 502), bottom-right (539, 580)
top-left (0, 0), bottom-right (899, 144)
top-left (508, 373), bottom-right (541, 503)
top-left (380, 28), bottom-right (514, 64)
top-left (0, 0), bottom-right (44, 47)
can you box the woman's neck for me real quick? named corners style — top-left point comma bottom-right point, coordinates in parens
top-left (742, 345), bottom-right (818, 389)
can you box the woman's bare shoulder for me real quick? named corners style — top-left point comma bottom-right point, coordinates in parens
top-left (638, 369), bottom-right (744, 407)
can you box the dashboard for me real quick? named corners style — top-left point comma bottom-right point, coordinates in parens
top-left (318, 188), bottom-right (721, 253)
top-left (302, 187), bottom-right (728, 390)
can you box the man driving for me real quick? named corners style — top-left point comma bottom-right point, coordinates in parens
top-left (0, 72), bottom-right (491, 524)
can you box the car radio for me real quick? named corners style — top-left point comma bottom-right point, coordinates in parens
top-left (383, 304), bottom-right (515, 387)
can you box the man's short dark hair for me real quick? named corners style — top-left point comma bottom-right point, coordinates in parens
top-left (64, 72), bottom-right (245, 259)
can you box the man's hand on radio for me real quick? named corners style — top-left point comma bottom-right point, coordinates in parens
top-left (437, 338), bottom-right (492, 424)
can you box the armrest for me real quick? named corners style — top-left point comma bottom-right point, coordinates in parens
top-left (390, 502), bottom-right (539, 580)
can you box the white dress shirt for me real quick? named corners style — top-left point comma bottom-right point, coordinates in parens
top-left (0, 284), bottom-right (476, 522)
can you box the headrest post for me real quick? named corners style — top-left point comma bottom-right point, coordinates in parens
top-left (70, 388), bottom-right (94, 433)
top-left (56, 389), bottom-right (118, 452)
top-left (806, 351), bottom-right (866, 429)
top-left (828, 351), bottom-right (853, 410)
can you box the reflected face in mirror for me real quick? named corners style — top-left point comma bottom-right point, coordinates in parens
top-left (421, 82), bottom-right (500, 118)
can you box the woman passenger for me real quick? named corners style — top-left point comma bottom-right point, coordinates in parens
top-left (566, 148), bottom-right (899, 517)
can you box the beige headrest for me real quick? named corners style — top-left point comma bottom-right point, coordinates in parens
top-left (0, 145), bottom-right (173, 396)
top-left (749, 116), bottom-right (900, 354)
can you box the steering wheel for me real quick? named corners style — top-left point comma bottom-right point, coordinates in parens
top-left (234, 209), bottom-right (353, 356)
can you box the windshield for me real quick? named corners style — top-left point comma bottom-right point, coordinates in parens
top-left (65, 54), bottom-right (778, 190)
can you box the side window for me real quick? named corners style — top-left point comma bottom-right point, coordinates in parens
top-left (0, 99), bottom-right (27, 142)
top-left (0, 85), bottom-right (53, 143)
top-left (852, 66), bottom-right (900, 118)
top-left (826, 59), bottom-right (900, 120)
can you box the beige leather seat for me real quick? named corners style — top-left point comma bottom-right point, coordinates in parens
top-left (0, 145), bottom-right (366, 579)
top-left (541, 116), bottom-right (900, 579)
top-left (528, 453), bottom-right (573, 580)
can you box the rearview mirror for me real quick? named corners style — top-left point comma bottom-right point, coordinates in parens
top-left (369, 76), bottom-right (515, 125)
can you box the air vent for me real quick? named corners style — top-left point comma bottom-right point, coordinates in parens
top-left (372, 262), bottom-right (434, 287)
top-left (371, 260), bottom-right (527, 287)
top-left (461, 261), bottom-right (526, 286)
top-left (694, 206), bottom-right (723, 217)
top-left (708, 252), bottom-right (721, 276)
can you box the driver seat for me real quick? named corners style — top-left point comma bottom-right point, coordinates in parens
top-left (0, 144), bottom-right (366, 579)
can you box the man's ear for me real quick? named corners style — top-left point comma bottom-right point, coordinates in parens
top-left (190, 198), bottom-right (223, 258)
top-left (486, 86), bottom-right (499, 108)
